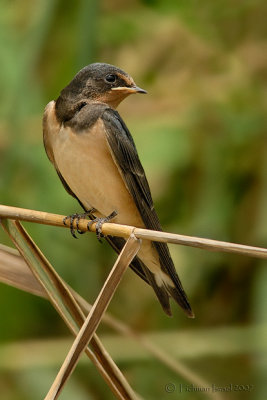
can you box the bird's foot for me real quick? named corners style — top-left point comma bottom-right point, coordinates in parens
top-left (87, 210), bottom-right (118, 242)
top-left (63, 208), bottom-right (97, 239)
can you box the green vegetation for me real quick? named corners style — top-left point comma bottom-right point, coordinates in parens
top-left (0, 0), bottom-right (266, 399)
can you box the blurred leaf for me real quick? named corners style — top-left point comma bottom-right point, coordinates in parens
top-left (0, 323), bottom-right (266, 367)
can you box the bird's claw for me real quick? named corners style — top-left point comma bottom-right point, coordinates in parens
top-left (63, 208), bottom-right (96, 239)
top-left (87, 210), bottom-right (117, 243)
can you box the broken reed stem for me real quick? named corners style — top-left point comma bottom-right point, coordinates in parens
top-left (0, 244), bottom-right (220, 398)
top-left (45, 234), bottom-right (141, 400)
top-left (0, 204), bottom-right (266, 259)
top-left (1, 219), bottom-right (140, 400)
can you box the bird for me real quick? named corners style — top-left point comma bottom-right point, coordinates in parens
top-left (43, 62), bottom-right (194, 318)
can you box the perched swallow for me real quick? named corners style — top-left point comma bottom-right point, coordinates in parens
top-left (43, 62), bottom-right (194, 318)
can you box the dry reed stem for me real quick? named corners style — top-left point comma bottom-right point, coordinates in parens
top-left (0, 204), bottom-right (266, 259)
top-left (0, 243), bottom-right (45, 296)
top-left (1, 219), bottom-right (140, 400)
top-left (0, 244), bottom-right (222, 399)
top-left (44, 234), bottom-right (141, 400)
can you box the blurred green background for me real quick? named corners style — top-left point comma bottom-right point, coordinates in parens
top-left (0, 0), bottom-right (267, 399)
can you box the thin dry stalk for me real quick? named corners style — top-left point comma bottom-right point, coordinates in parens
top-left (44, 234), bottom-right (141, 400)
top-left (0, 205), bottom-right (266, 259)
top-left (1, 204), bottom-right (265, 400)
top-left (0, 244), bottom-right (45, 296)
top-left (0, 244), bottom-right (222, 399)
top-left (1, 219), bottom-right (140, 400)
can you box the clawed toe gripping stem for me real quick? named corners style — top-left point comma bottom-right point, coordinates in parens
top-left (63, 208), bottom-right (96, 239)
top-left (87, 210), bottom-right (118, 242)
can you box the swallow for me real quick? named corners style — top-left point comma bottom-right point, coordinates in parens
top-left (43, 62), bottom-right (194, 318)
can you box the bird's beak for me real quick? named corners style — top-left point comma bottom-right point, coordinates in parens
top-left (112, 85), bottom-right (147, 94)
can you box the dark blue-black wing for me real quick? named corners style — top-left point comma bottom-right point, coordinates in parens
top-left (101, 108), bottom-right (193, 317)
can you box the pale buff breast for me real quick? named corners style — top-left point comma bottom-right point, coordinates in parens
top-left (44, 101), bottom-right (168, 281)
top-left (53, 117), bottom-right (145, 227)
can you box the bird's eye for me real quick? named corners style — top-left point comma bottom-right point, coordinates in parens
top-left (105, 74), bottom-right (117, 83)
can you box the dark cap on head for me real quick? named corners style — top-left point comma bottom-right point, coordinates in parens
top-left (55, 62), bottom-right (146, 122)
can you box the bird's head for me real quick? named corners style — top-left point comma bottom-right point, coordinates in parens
top-left (57, 63), bottom-right (146, 113)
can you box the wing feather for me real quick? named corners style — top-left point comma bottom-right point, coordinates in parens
top-left (102, 109), bottom-right (193, 317)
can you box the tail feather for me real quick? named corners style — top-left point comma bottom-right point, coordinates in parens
top-left (104, 235), bottom-right (194, 317)
top-left (142, 266), bottom-right (172, 316)
top-left (166, 285), bottom-right (195, 318)
top-left (154, 241), bottom-right (195, 318)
